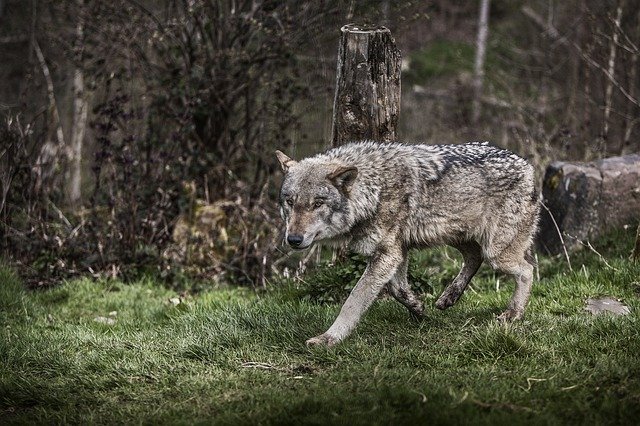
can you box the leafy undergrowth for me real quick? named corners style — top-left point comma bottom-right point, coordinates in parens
top-left (1, 231), bottom-right (640, 425)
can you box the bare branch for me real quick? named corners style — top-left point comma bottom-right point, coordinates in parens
top-left (521, 4), bottom-right (640, 109)
top-left (34, 39), bottom-right (65, 149)
top-left (0, 35), bottom-right (29, 44)
top-left (610, 10), bottom-right (639, 54)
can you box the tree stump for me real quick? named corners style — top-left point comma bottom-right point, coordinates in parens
top-left (537, 154), bottom-right (640, 255)
top-left (331, 24), bottom-right (401, 147)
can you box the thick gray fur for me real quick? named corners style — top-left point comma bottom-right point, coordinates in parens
top-left (276, 141), bottom-right (540, 347)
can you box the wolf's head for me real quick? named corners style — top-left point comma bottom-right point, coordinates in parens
top-left (275, 150), bottom-right (357, 250)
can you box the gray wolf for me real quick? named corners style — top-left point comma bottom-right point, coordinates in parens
top-left (275, 141), bottom-right (540, 347)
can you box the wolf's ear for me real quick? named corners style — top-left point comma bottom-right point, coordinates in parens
top-left (327, 166), bottom-right (358, 193)
top-left (275, 150), bottom-right (297, 173)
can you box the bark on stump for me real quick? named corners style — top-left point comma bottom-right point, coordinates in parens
top-left (537, 154), bottom-right (640, 255)
top-left (331, 24), bottom-right (401, 147)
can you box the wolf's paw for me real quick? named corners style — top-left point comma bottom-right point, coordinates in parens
top-left (305, 333), bottom-right (339, 347)
top-left (496, 309), bottom-right (523, 322)
top-left (435, 290), bottom-right (462, 310)
top-left (408, 303), bottom-right (425, 320)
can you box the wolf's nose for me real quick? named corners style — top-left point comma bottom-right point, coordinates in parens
top-left (287, 234), bottom-right (304, 247)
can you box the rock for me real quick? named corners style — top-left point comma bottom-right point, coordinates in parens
top-left (585, 297), bottom-right (630, 316)
top-left (537, 154), bottom-right (640, 255)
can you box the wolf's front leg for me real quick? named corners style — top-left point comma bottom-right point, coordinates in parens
top-left (306, 246), bottom-right (402, 347)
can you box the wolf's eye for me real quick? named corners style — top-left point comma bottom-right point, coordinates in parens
top-left (313, 200), bottom-right (324, 209)
top-left (285, 199), bottom-right (294, 207)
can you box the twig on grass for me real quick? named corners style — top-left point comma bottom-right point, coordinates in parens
top-left (241, 362), bottom-right (289, 372)
top-left (565, 233), bottom-right (619, 272)
top-left (540, 201), bottom-right (572, 271)
top-left (520, 375), bottom-right (556, 392)
top-left (561, 384), bottom-right (580, 391)
top-left (584, 241), bottom-right (619, 271)
top-left (410, 390), bottom-right (428, 403)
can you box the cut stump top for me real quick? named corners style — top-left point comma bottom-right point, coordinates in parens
top-left (341, 24), bottom-right (390, 34)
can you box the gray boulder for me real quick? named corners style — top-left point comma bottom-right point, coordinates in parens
top-left (537, 154), bottom-right (640, 255)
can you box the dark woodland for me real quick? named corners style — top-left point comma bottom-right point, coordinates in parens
top-left (1, 0), bottom-right (639, 286)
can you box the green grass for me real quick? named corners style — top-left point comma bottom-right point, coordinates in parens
top-left (401, 37), bottom-right (507, 90)
top-left (403, 40), bottom-right (476, 84)
top-left (1, 231), bottom-right (640, 425)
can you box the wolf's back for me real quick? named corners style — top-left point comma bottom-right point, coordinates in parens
top-left (320, 141), bottom-right (534, 191)
top-left (315, 140), bottom-right (539, 248)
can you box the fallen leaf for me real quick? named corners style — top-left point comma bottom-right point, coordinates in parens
top-left (94, 316), bottom-right (116, 325)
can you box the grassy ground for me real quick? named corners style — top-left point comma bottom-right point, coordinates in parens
top-left (1, 230), bottom-right (640, 425)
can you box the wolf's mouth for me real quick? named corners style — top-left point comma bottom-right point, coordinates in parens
top-left (291, 242), bottom-right (313, 250)
top-left (288, 232), bottom-right (320, 250)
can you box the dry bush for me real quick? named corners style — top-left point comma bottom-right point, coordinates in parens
top-left (0, 0), bottom-right (343, 287)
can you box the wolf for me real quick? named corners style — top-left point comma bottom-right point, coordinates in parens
top-left (275, 141), bottom-right (540, 347)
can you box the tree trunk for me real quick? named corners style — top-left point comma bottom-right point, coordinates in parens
top-left (330, 24), bottom-right (401, 147)
top-left (328, 24), bottom-right (401, 263)
top-left (602, 0), bottom-right (624, 152)
top-left (381, 1), bottom-right (390, 26)
top-left (622, 6), bottom-right (639, 151)
top-left (69, 0), bottom-right (87, 207)
top-left (34, 40), bottom-right (65, 151)
top-left (33, 38), bottom-right (68, 194)
top-left (472, 0), bottom-right (490, 124)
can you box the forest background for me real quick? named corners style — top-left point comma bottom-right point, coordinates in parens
top-left (1, 0), bottom-right (638, 286)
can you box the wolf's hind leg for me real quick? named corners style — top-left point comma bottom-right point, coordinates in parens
top-left (494, 258), bottom-right (534, 322)
top-left (435, 241), bottom-right (483, 310)
top-left (387, 256), bottom-right (424, 319)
